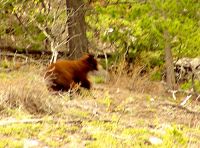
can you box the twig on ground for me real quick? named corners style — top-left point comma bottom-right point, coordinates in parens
top-left (180, 94), bottom-right (192, 106)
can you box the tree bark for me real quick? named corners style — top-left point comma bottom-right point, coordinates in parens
top-left (164, 30), bottom-right (176, 90)
top-left (66, 0), bottom-right (88, 59)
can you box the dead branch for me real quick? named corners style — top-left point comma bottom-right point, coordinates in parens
top-left (36, 23), bottom-right (54, 42)
top-left (0, 118), bottom-right (44, 126)
top-left (0, 52), bottom-right (28, 60)
top-left (0, 46), bottom-right (112, 59)
top-left (0, 118), bottom-right (114, 126)
top-left (0, 46), bottom-right (65, 56)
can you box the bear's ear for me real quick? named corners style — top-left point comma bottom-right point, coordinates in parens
top-left (84, 53), bottom-right (94, 61)
top-left (88, 54), bottom-right (94, 59)
top-left (82, 53), bottom-right (97, 65)
top-left (86, 54), bottom-right (98, 70)
top-left (82, 53), bottom-right (93, 59)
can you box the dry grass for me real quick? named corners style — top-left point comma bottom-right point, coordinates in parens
top-left (0, 65), bottom-right (69, 115)
top-left (109, 64), bottom-right (166, 95)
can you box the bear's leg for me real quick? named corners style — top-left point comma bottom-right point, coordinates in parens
top-left (80, 79), bottom-right (91, 89)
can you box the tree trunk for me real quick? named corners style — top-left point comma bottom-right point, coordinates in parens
top-left (66, 0), bottom-right (88, 59)
top-left (164, 30), bottom-right (176, 90)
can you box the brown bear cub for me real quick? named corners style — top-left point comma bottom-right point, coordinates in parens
top-left (45, 54), bottom-right (98, 91)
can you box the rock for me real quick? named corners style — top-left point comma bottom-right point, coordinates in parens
top-left (174, 57), bottom-right (200, 82)
top-left (148, 136), bottom-right (163, 145)
top-left (23, 139), bottom-right (39, 148)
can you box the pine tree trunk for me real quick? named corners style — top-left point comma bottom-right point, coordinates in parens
top-left (66, 0), bottom-right (88, 59)
top-left (164, 30), bottom-right (176, 90)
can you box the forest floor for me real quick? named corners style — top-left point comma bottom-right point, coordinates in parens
top-left (0, 64), bottom-right (200, 148)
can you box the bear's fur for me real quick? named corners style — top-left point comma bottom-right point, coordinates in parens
top-left (44, 54), bottom-right (98, 91)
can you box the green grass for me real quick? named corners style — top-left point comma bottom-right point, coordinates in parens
top-left (181, 80), bottom-right (200, 93)
top-left (0, 139), bottom-right (23, 148)
top-left (66, 108), bottom-right (91, 119)
top-left (0, 119), bottom-right (80, 147)
top-left (0, 123), bottom-right (42, 147)
top-left (0, 105), bottom-right (200, 147)
top-left (83, 122), bottom-right (195, 148)
top-left (91, 76), bottom-right (105, 84)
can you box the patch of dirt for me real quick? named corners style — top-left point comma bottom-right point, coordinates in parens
top-left (69, 82), bottom-right (200, 128)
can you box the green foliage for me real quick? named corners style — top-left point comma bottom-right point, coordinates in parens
top-left (140, 51), bottom-right (164, 68)
top-left (1, 0), bottom-right (199, 63)
top-left (150, 71), bottom-right (162, 81)
top-left (86, 0), bottom-right (200, 63)
top-left (181, 80), bottom-right (200, 93)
